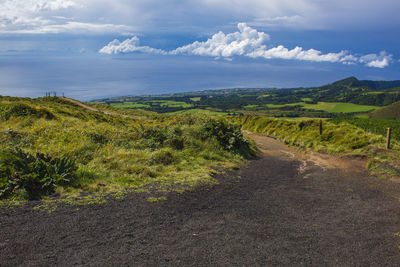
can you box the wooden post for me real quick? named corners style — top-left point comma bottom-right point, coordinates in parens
top-left (387, 128), bottom-right (391, 149)
top-left (319, 120), bottom-right (323, 135)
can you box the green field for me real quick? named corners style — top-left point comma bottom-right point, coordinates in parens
top-left (152, 100), bottom-right (193, 108)
top-left (303, 102), bottom-right (379, 113)
top-left (262, 102), bottom-right (379, 113)
top-left (243, 104), bottom-right (260, 109)
top-left (169, 109), bottom-right (227, 115)
top-left (111, 100), bottom-right (193, 109)
top-left (190, 97), bottom-right (201, 102)
top-left (110, 102), bottom-right (150, 109)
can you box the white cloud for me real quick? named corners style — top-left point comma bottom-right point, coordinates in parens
top-left (1, 0), bottom-right (399, 36)
top-left (0, 22), bottom-right (133, 34)
top-left (0, 0), bottom-right (132, 34)
top-left (170, 23), bottom-right (270, 58)
top-left (100, 23), bottom-right (392, 68)
top-left (99, 36), bottom-right (166, 55)
top-left (359, 51), bottom-right (392, 68)
top-left (247, 46), bottom-right (348, 63)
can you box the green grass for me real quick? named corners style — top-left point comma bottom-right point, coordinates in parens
top-left (243, 105), bottom-right (260, 109)
top-left (0, 96), bottom-right (255, 204)
top-left (168, 109), bottom-right (227, 115)
top-left (110, 102), bottom-right (150, 109)
top-left (303, 102), bottom-right (379, 113)
top-left (265, 102), bottom-right (379, 113)
top-left (151, 100), bottom-right (193, 108)
top-left (329, 117), bottom-right (400, 141)
top-left (256, 94), bottom-right (271, 99)
top-left (110, 100), bottom-right (193, 109)
top-left (229, 115), bottom-right (400, 178)
top-left (265, 103), bottom-right (302, 109)
top-left (370, 102), bottom-right (400, 120)
top-left (190, 97), bottom-right (201, 102)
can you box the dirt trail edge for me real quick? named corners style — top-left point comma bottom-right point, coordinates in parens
top-left (1, 132), bottom-right (400, 266)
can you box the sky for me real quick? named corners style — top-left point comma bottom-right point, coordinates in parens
top-left (0, 0), bottom-right (400, 100)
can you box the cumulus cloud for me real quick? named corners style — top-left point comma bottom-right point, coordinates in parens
top-left (99, 36), bottom-right (167, 55)
top-left (359, 51), bottom-right (392, 68)
top-left (100, 23), bottom-right (393, 68)
top-left (170, 23), bottom-right (270, 58)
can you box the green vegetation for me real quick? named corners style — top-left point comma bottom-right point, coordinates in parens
top-left (0, 148), bottom-right (78, 200)
top-left (229, 115), bottom-right (400, 178)
top-left (329, 117), bottom-right (400, 141)
top-left (0, 96), bottom-right (255, 203)
top-left (96, 77), bottom-right (397, 118)
top-left (230, 116), bottom-right (385, 152)
top-left (110, 102), bottom-right (150, 109)
top-left (370, 101), bottom-right (400, 119)
top-left (263, 102), bottom-right (378, 113)
top-left (169, 109), bottom-right (227, 116)
top-left (4, 76), bottom-right (400, 204)
top-left (302, 102), bottom-right (379, 113)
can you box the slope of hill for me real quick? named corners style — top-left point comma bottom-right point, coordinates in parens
top-left (0, 95), bottom-right (255, 202)
top-left (370, 101), bottom-right (400, 119)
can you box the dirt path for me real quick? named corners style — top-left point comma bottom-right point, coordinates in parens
top-left (59, 97), bottom-right (101, 112)
top-left (1, 132), bottom-right (400, 266)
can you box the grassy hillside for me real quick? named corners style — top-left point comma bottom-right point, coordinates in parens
top-left (262, 102), bottom-right (379, 113)
top-left (229, 115), bottom-right (400, 178)
top-left (0, 96), bottom-right (255, 203)
top-left (369, 101), bottom-right (400, 119)
top-left (329, 117), bottom-right (400, 141)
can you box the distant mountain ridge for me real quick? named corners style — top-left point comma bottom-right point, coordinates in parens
top-left (94, 76), bottom-right (400, 103)
top-left (94, 76), bottom-right (400, 109)
top-left (330, 76), bottom-right (400, 90)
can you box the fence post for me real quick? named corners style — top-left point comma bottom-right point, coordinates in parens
top-left (387, 128), bottom-right (391, 149)
top-left (319, 120), bottom-right (323, 135)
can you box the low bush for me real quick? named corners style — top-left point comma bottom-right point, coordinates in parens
top-left (0, 102), bottom-right (54, 120)
top-left (0, 148), bottom-right (78, 200)
top-left (202, 119), bottom-right (256, 158)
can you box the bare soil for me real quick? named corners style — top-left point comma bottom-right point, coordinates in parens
top-left (1, 132), bottom-right (400, 266)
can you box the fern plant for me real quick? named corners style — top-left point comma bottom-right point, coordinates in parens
top-left (0, 148), bottom-right (78, 200)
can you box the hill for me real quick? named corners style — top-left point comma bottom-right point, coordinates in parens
top-left (0, 95), bottom-right (255, 202)
top-left (370, 101), bottom-right (400, 119)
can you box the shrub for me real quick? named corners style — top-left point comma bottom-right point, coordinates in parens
top-left (202, 119), bottom-right (255, 158)
top-left (165, 127), bottom-right (184, 150)
top-left (150, 148), bottom-right (179, 165)
top-left (0, 103), bottom-right (54, 120)
top-left (136, 126), bottom-right (167, 149)
top-left (0, 148), bottom-right (78, 200)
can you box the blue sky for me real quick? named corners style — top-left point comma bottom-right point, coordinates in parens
top-left (0, 0), bottom-right (399, 100)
